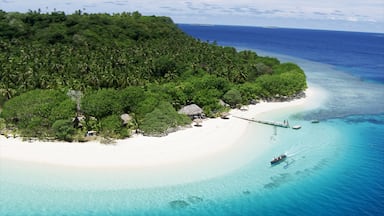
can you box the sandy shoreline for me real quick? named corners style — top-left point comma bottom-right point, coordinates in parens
top-left (0, 84), bottom-right (327, 168)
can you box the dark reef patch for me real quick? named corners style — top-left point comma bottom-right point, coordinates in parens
top-left (264, 173), bottom-right (293, 189)
top-left (169, 200), bottom-right (190, 209)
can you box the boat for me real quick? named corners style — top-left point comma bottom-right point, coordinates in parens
top-left (270, 154), bottom-right (287, 165)
top-left (311, 119), bottom-right (320, 123)
top-left (292, 125), bottom-right (302, 130)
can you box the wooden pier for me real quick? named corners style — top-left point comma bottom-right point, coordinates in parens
top-left (233, 116), bottom-right (290, 128)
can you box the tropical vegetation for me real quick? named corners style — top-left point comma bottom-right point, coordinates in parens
top-left (0, 10), bottom-right (307, 140)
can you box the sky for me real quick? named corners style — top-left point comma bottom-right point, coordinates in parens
top-left (1, 0), bottom-right (383, 33)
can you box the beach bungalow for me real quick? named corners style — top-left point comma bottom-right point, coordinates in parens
top-left (178, 104), bottom-right (204, 119)
top-left (219, 99), bottom-right (230, 107)
top-left (120, 113), bottom-right (132, 126)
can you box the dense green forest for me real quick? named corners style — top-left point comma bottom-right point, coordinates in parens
top-left (0, 10), bottom-right (307, 141)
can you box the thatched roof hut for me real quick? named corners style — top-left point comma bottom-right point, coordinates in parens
top-left (219, 99), bottom-right (230, 107)
top-left (120, 113), bottom-right (132, 125)
top-left (178, 104), bottom-right (203, 117)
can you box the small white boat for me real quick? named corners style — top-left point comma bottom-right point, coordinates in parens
top-left (292, 125), bottom-right (302, 130)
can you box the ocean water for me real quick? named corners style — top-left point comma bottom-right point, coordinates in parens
top-left (1, 25), bottom-right (384, 215)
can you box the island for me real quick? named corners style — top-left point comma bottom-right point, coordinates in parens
top-left (0, 10), bottom-right (307, 142)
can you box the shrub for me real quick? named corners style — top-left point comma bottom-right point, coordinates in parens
top-left (52, 119), bottom-right (75, 141)
top-left (81, 89), bottom-right (123, 119)
top-left (223, 88), bottom-right (242, 107)
top-left (140, 101), bottom-right (191, 135)
top-left (100, 115), bottom-right (130, 139)
top-left (1, 89), bottom-right (75, 137)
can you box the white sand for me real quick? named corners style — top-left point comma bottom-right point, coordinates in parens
top-left (0, 84), bottom-right (327, 169)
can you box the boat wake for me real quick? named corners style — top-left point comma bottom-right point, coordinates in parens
top-left (283, 159), bottom-right (295, 169)
top-left (285, 141), bottom-right (318, 158)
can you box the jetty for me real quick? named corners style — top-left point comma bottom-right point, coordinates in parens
top-left (233, 116), bottom-right (290, 128)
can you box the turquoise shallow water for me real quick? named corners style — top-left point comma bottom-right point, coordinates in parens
top-left (2, 26), bottom-right (384, 215)
top-left (2, 83), bottom-right (383, 216)
top-left (2, 110), bottom-right (382, 215)
top-left (0, 117), bottom-right (343, 215)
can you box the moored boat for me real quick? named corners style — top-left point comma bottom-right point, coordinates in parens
top-left (270, 154), bottom-right (287, 165)
top-left (292, 125), bottom-right (302, 130)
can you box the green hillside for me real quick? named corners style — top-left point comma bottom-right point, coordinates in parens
top-left (0, 10), bottom-right (307, 140)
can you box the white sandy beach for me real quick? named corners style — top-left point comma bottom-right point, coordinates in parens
top-left (0, 84), bottom-right (327, 169)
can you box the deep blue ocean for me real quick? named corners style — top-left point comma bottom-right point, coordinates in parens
top-left (179, 25), bottom-right (384, 215)
top-left (1, 25), bottom-right (383, 216)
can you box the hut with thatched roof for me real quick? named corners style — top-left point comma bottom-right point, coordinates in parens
top-left (120, 113), bottom-right (132, 125)
top-left (178, 104), bottom-right (204, 119)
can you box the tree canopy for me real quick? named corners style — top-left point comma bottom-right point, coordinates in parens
top-left (0, 10), bottom-right (307, 140)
